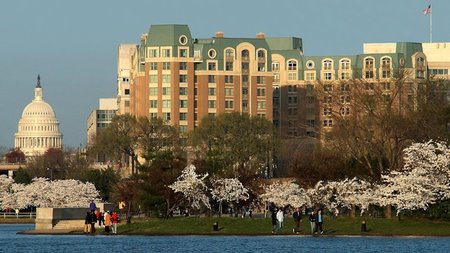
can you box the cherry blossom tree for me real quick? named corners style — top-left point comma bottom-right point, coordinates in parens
top-left (260, 181), bottom-right (310, 208)
top-left (329, 178), bottom-right (373, 216)
top-left (168, 164), bottom-right (211, 211)
top-left (373, 141), bottom-right (450, 216)
top-left (0, 177), bottom-right (100, 210)
top-left (210, 177), bottom-right (249, 215)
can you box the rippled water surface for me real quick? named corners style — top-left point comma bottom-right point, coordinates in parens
top-left (2, 224), bottom-right (450, 253)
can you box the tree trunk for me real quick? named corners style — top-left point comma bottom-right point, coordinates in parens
top-left (350, 204), bottom-right (356, 218)
top-left (219, 201), bottom-right (222, 217)
top-left (126, 201), bottom-right (132, 224)
top-left (384, 205), bottom-right (392, 219)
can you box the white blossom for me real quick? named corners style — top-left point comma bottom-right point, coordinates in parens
top-left (260, 181), bottom-right (310, 208)
top-left (168, 164), bottom-right (211, 210)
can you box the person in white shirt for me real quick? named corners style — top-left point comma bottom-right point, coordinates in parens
top-left (276, 208), bottom-right (284, 232)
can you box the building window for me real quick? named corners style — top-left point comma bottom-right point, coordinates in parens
top-left (324, 72), bottom-right (333, 80)
top-left (179, 35), bottom-right (188, 45)
top-left (179, 75), bottom-right (187, 83)
top-left (179, 62), bottom-right (187, 70)
top-left (208, 88), bottom-right (216, 96)
top-left (208, 62), bottom-right (216, 71)
top-left (272, 61), bottom-right (280, 71)
top-left (288, 60), bottom-right (297, 70)
top-left (180, 100), bottom-right (188, 108)
top-left (179, 48), bottom-right (188, 58)
top-left (323, 96), bottom-right (332, 103)
top-left (225, 62), bottom-right (233, 71)
top-left (241, 50), bottom-right (249, 60)
top-left (208, 100), bottom-right (216, 108)
top-left (382, 82), bottom-right (391, 90)
top-left (162, 87), bottom-right (171, 95)
top-left (288, 85), bottom-right (297, 93)
top-left (149, 87), bottom-right (158, 96)
top-left (306, 72), bottom-right (316, 81)
top-left (257, 76), bottom-right (266, 84)
top-left (208, 75), bottom-right (216, 83)
top-left (225, 100), bottom-right (234, 109)
top-left (257, 88), bottom-right (266, 97)
top-left (416, 57), bottom-right (425, 67)
top-left (273, 73), bottom-right (280, 82)
top-left (381, 57), bottom-right (391, 69)
top-left (288, 72), bottom-right (297, 80)
top-left (323, 60), bottom-right (333, 70)
top-left (149, 49), bottom-right (158, 57)
top-left (364, 58), bottom-right (375, 79)
top-left (324, 84), bottom-right (333, 92)
top-left (208, 49), bottom-right (217, 58)
top-left (242, 100), bottom-right (248, 109)
top-left (225, 75), bottom-right (234, 83)
top-left (162, 100), bottom-right (171, 108)
top-left (323, 119), bottom-right (333, 127)
top-left (179, 125), bottom-right (188, 133)
top-left (340, 59), bottom-right (350, 70)
top-left (162, 49), bottom-right (171, 57)
top-left (179, 87), bottom-right (187, 95)
top-left (225, 49), bottom-right (234, 58)
top-left (258, 63), bottom-right (265, 72)
top-left (124, 89), bottom-right (130, 95)
top-left (162, 62), bottom-right (170, 70)
top-left (340, 84), bottom-right (350, 91)
top-left (149, 75), bottom-right (158, 83)
top-left (257, 101), bottom-right (266, 109)
top-left (340, 95), bottom-right (351, 104)
top-left (124, 100), bottom-right (130, 107)
top-left (162, 75), bottom-right (171, 83)
top-left (180, 112), bottom-right (187, 121)
top-left (323, 107), bottom-right (332, 116)
top-left (150, 62), bottom-right (157, 70)
top-left (288, 96), bottom-right (297, 104)
top-left (365, 83), bottom-right (374, 90)
top-left (340, 107), bottom-right (350, 115)
top-left (340, 72), bottom-right (350, 80)
top-left (149, 100), bottom-right (158, 108)
top-left (225, 88), bottom-right (234, 96)
top-left (149, 112), bottom-right (157, 119)
top-left (163, 112), bottom-right (171, 121)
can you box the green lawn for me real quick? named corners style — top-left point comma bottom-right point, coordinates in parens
top-left (118, 216), bottom-right (450, 236)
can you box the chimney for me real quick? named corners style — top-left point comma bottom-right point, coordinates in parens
top-left (140, 33), bottom-right (148, 43)
top-left (215, 31), bottom-right (224, 38)
top-left (256, 32), bottom-right (265, 39)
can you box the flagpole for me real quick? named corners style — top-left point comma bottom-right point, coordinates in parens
top-left (430, 6), bottom-right (432, 42)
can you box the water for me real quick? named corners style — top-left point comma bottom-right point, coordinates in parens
top-left (1, 224), bottom-right (449, 253)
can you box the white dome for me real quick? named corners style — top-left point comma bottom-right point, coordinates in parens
top-left (15, 76), bottom-right (63, 156)
top-left (21, 100), bottom-right (56, 119)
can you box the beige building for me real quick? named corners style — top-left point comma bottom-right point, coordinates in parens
top-left (15, 76), bottom-right (63, 156)
top-left (86, 98), bottom-right (118, 147)
top-left (117, 44), bottom-right (135, 115)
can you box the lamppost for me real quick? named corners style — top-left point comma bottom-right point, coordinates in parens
top-left (46, 167), bottom-right (53, 181)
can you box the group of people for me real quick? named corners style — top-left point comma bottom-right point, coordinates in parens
top-left (84, 200), bottom-right (119, 235)
top-left (270, 205), bottom-right (324, 235)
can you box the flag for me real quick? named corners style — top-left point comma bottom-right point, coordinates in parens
top-left (423, 4), bottom-right (431, 15)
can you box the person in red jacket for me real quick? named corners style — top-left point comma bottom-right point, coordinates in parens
top-left (111, 210), bottom-right (119, 234)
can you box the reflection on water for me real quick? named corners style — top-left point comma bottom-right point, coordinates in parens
top-left (1, 224), bottom-right (450, 253)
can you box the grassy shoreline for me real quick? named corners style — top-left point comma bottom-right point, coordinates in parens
top-left (118, 216), bottom-right (450, 237)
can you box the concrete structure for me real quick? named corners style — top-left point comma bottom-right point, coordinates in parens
top-left (86, 98), bottom-right (118, 147)
top-left (15, 75), bottom-right (63, 156)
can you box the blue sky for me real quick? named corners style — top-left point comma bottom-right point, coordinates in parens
top-left (0, 0), bottom-right (447, 148)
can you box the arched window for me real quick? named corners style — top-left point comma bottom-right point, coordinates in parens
top-left (416, 57), bottom-right (425, 66)
top-left (288, 60), bottom-right (297, 71)
top-left (364, 57), bottom-right (375, 79)
top-left (340, 59), bottom-right (350, 70)
top-left (241, 50), bottom-right (249, 58)
top-left (257, 50), bottom-right (265, 58)
top-left (381, 57), bottom-right (391, 79)
top-left (272, 61), bottom-right (280, 72)
top-left (323, 59), bottom-right (333, 70)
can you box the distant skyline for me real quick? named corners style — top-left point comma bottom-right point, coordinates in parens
top-left (0, 0), bottom-right (448, 148)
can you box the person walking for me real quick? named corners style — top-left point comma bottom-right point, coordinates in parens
top-left (308, 210), bottom-right (316, 234)
top-left (84, 211), bottom-right (92, 234)
top-left (90, 210), bottom-right (97, 233)
top-left (271, 209), bottom-right (277, 234)
top-left (104, 211), bottom-right (111, 234)
top-left (292, 207), bottom-right (302, 234)
top-left (315, 209), bottom-right (324, 234)
top-left (276, 208), bottom-right (284, 232)
top-left (111, 210), bottom-right (119, 234)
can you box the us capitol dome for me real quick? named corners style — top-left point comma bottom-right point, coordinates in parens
top-left (14, 75), bottom-right (63, 156)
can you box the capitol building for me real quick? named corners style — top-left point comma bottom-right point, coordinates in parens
top-left (14, 76), bottom-right (63, 156)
